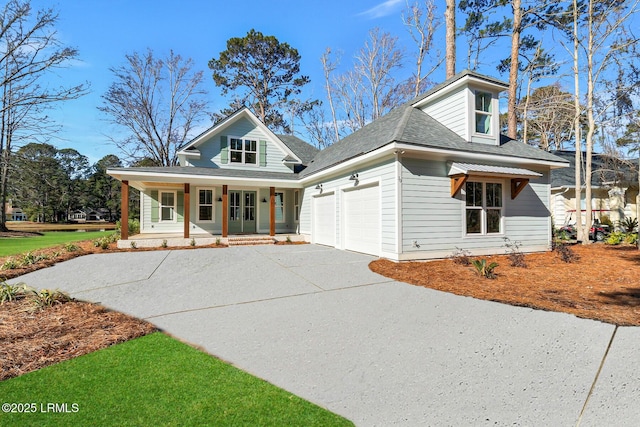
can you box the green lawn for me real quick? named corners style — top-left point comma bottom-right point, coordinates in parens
top-left (0, 332), bottom-right (352, 427)
top-left (0, 231), bottom-right (113, 257)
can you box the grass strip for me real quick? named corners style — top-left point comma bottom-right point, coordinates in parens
top-left (0, 332), bottom-right (352, 426)
top-left (0, 231), bottom-right (113, 257)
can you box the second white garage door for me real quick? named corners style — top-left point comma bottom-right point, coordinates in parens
top-left (343, 183), bottom-right (380, 256)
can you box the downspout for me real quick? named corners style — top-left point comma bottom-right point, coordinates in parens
top-left (395, 149), bottom-right (404, 258)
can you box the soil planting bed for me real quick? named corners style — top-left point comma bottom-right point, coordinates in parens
top-left (370, 244), bottom-right (640, 326)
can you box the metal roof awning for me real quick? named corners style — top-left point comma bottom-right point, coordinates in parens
top-left (448, 162), bottom-right (542, 199)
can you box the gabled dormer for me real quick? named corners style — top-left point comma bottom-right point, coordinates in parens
top-left (412, 70), bottom-right (508, 146)
top-left (177, 107), bottom-right (304, 173)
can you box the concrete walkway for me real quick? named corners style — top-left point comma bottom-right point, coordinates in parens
top-left (12, 245), bottom-right (639, 426)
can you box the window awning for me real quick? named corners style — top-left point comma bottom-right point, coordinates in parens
top-left (448, 162), bottom-right (542, 199)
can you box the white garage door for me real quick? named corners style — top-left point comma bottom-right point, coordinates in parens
top-left (312, 192), bottom-right (336, 247)
top-left (343, 183), bottom-right (380, 256)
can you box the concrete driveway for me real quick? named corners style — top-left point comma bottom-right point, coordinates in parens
top-left (12, 245), bottom-right (640, 426)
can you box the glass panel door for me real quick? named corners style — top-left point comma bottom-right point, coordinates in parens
top-left (243, 192), bottom-right (256, 233)
top-left (228, 191), bottom-right (242, 234)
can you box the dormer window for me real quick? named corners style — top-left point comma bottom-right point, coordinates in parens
top-left (474, 92), bottom-right (492, 135)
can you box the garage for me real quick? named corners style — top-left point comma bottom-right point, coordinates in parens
top-left (342, 183), bottom-right (380, 256)
top-left (312, 192), bottom-right (336, 247)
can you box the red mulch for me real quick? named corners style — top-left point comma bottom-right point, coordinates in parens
top-left (370, 244), bottom-right (640, 326)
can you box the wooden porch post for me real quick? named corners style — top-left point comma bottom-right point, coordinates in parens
top-left (269, 187), bottom-right (275, 236)
top-left (222, 185), bottom-right (228, 237)
top-left (121, 180), bottom-right (129, 240)
top-left (183, 183), bottom-right (190, 239)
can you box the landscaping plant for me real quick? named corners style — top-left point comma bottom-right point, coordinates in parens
top-left (449, 247), bottom-right (472, 266)
top-left (503, 237), bottom-right (527, 268)
top-left (618, 217), bottom-right (638, 233)
top-left (29, 288), bottom-right (72, 308)
top-left (0, 282), bottom-right (29, 303)
top-left (471, 259), bottom-right (499, 279)
top-left (554, 243), bottom-right (579, 263)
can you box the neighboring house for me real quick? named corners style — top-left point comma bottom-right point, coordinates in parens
top-left (3, 201), bottom-right (27, 221)
top-left (108, 70), bottom-right (568, 260)
top-left (551, 151), bottom-right (639, 228)
top-left (68, 208), bottom-right (113, 223)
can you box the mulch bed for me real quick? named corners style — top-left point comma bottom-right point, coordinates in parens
top-left (0, 299), bottom-right (156, 381)
top-left (370, 244), bottom-right (640, 326)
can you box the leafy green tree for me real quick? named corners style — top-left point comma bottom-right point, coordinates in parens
top-left (14, 143), bottom-right (64, 222)
top-left (209, 29), bottom-right (315, 133)
top-left (57, 148), bottom-right (90, 220)
top-left (87, 154), bottom-right (122, 220)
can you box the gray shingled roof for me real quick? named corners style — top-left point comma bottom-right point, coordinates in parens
top-left (550, 151), bottom-right (638, 188)
top-left (109, 166), bottom-right (299, 181)
top-left (276, 134), bottom-right (319, 165)
top-left (410, 69), bottom-right (509, 107)
top-left (300, 101), bottom-right (567, 178)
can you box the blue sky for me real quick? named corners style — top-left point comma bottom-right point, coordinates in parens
top-left (30, 0), bottom-right (458, 164)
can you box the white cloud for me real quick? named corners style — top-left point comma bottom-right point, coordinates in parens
top-left (358, 0), bottom-right (403, 19)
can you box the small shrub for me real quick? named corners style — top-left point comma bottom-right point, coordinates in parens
top-left (116, 218), bottom-right (140, 237)
top-left (161, 239), bottom-right (168, 248)
top-left (624, 232), bottom-right (638, 245)
top-left (29, 288), bottom-right (72, 308)
top-left (554, 244), bottom-right (580, 263)
top-left (64, 243), bottom-right (79, 252)
top-left (190, 238), bottom-right (196, 247)
top-left (0, 282), bottom-right (30, 303)
top-left (600, 215), bottom-right (613, 229)
top-left (130, 241), bottom-right (137, 249)
top-left (503, 237), bottom-right (527, 268)
top-left (1, 258), bottom-right (19, 270)
top-left (618, 217), bottom-right (638, 233)
top-left (471, 259), bottom-right (499, 279)
top-left (605, 231), bottom-right (625, 245)
top-left (449, 247), bottom-right (472, 266)
top-left (215, 238), bottom-right (221, 246)
top-left (20, 252), bottom-right (47, 266)
top-left (286, 236), bottom-right (292, 243)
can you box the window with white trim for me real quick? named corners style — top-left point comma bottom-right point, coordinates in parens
top-left (475, 91), bottom-right (492, 135)
top-left (197, 188), bottom-right (214, 222)
top-left (465, 181), bottom-right (503, 234)
top-left (160, 191), bottom-right (176, 222)
top-left (230, 137), bottom-right (257, 164)
top-left (294, 190), bottom-right (299, 222)
top-left (275, 192), bottom-right (284, 223)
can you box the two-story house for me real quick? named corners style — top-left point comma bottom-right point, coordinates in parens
top-left (108, 70), bottom-right (568, 260)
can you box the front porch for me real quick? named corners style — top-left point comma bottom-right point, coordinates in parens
top-left (117, 232), bottom-right (307, 249)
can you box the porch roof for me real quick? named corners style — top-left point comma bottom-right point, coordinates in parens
top-left (108, 166), bottom-right (303, 189)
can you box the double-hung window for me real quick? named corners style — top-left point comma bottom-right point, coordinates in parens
top-left (465, 181), bottom-right (503, 234)
top-left (198, 188), bottom-right (214, 222)
top-left (230, 137), bottom-right (257, 165)
top-left (475, 91), bottom-right (492, 135)
top-left (160, 191), bottom-right (176, 222)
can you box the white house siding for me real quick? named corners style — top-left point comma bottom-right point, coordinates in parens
top-left (300, 157), bottom-right (396, 256)
top-left (400, 157), bottom-right (552, 260)
top-left (504, 172), bottom-right (551, 250)
top-left (185, 117), bottom-right (293, 174)
top-left (420, 86), bottom-right (467, 140)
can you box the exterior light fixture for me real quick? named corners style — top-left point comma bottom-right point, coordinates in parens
top-left (315, 184), bottom-right (323, 190)
top-left (217, 197), bottom-right (222, 202)
top-left (349, 173), bottom-right (359, 181)
top-left (262, 198), bottom-right (267, 203)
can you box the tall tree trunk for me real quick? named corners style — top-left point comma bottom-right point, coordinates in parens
top-left (507, 0), bottom-right (522, 140)
top-left (445, 0), bottom-right (456, 78)
top-left (583, 0), bottom-right (595, 245)
top-left (572, 0), bottom-right (586, 243)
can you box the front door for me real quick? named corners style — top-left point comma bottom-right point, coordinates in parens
top-left (228, 190), bottom-right (256, 234)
